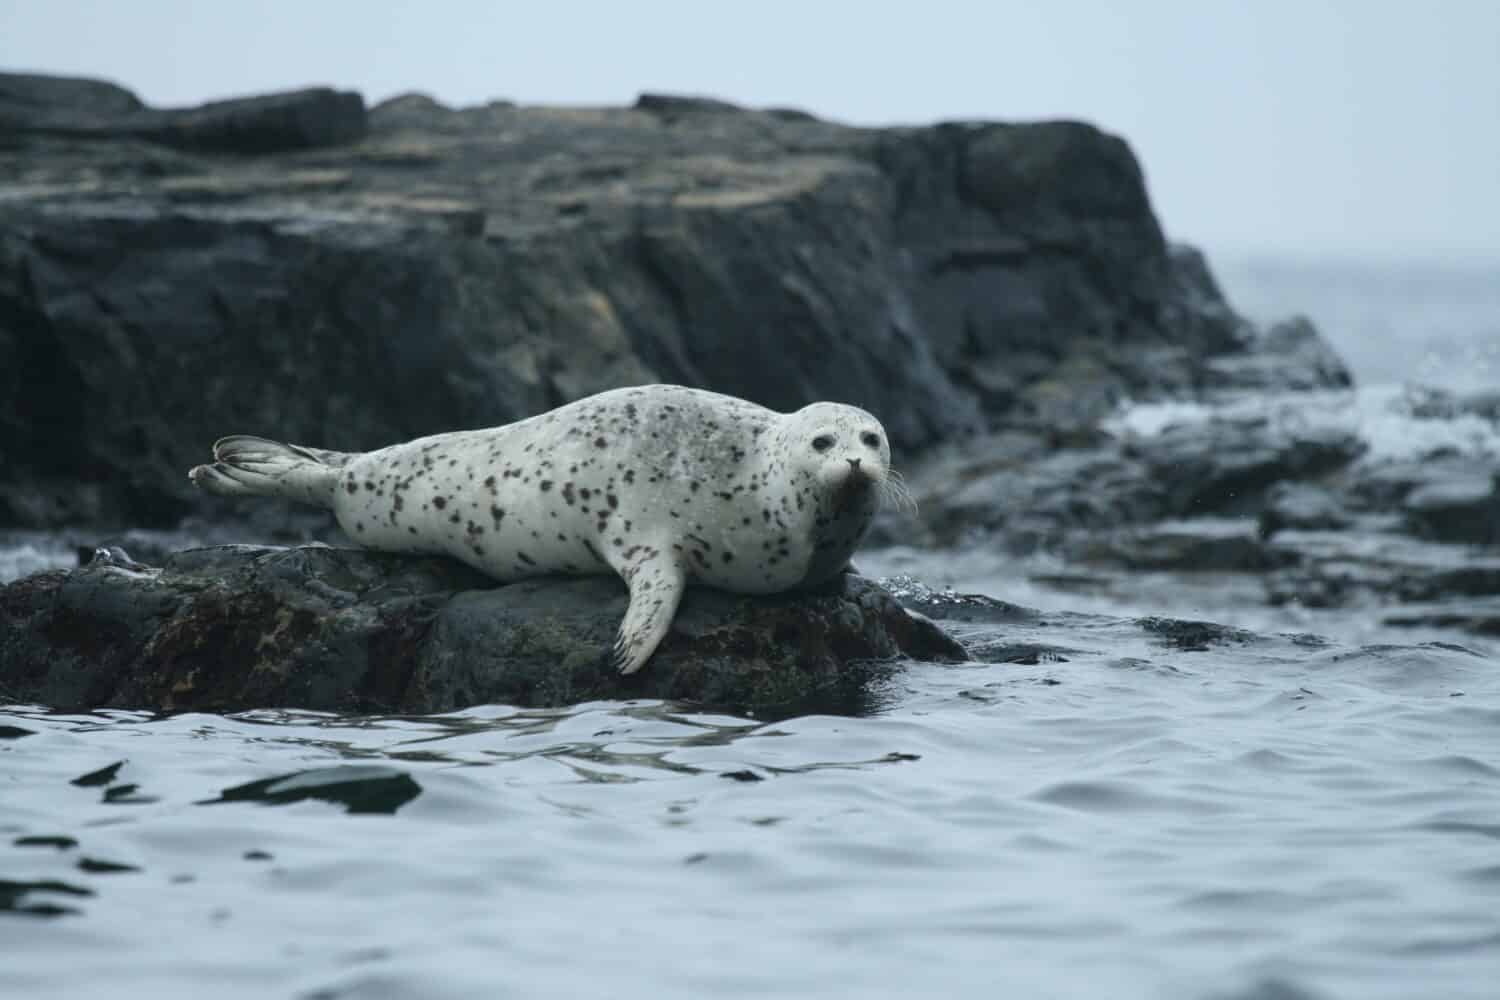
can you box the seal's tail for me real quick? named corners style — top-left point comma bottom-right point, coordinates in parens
top-left (189, 435), bottom-right (352, 508)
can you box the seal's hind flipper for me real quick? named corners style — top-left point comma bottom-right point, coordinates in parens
top-left (609, 554), bottom-right (687, 676)
top-left (189, 435), bottom-right (351, 508)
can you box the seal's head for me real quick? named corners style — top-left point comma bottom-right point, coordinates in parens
top-left (784, 402), bottom-right (892, 508)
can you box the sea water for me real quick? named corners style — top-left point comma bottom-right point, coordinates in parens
top-left (3, 256), bottom-right (1499, 999)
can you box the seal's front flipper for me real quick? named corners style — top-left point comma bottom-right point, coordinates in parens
top-left (609, 554), bottom-right (687, 676)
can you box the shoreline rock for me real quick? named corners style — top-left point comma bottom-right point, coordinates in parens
top-left (0, 545), bottom-right (967, 719)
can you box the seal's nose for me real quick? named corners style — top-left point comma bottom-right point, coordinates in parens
top-left (847, 457), bottom-right (862, 469)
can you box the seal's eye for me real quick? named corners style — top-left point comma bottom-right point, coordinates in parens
top-left (861, 432), bottom-right (881, 449)
top-left (812, 435), bottom-right (835, 453)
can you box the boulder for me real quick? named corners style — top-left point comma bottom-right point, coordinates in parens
top-left (0, 545), bottom-right (967, 719)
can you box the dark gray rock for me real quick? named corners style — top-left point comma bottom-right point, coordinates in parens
top-left (0, 72), bottom-right (144, 120)
top-left (1258, 481), bottom-right (1354, 538)
top-left (1264, 533), bottom-right (1500, 617)
top-left (0, 73), bottom-right (1347, 534)
top-left (1204, 316), bottom-right (1353, 392)
top-left (891, 412), bottom-right (1365, 553)
top-left (0, 72), bottom-right (365, 153)
top-left (1403, 473), bottom-right (1500, 545)
top-left (1069, 518), bottom-right (1295, 572)
top-left (1385, 599), bottom-right (1500, 637)
top-left (634, 93), bottom-right (743, 115)
top-left (0, 545), bottom-right (967, 718)
top-left (1127, 417), bottom-right (1365, 517)
top-left (1399, 385), bottom-right (1500, 425)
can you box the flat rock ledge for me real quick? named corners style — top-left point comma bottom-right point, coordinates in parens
top-left (0, 545), bottom-right (967, 719)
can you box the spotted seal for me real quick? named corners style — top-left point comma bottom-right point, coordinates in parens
top-left (188, 384), bottom-right (907, 675)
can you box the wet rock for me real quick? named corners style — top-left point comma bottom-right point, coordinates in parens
top-left (1263, 531), bottom-right (1500, 618)
top-left (1128, 417), bottom-right (1365, 516)
top-left (1069, 518), bottom-right (1294, 572)
top-left (1258, 482), bottom-right (1354, 538)
top-left (878, 575), bottom-right (1041, 624)
top-left (902, 439), bottom-right (1163, 549)
top-left (1136, 616), bottom-right (1256, 651)
top-left (1384, 599), bottom-right (1500, 636)
top-left (1399, 385), bottom-right (1500, 425)
top-left (1204, 315), bottom-right (1353, 392)
top-left (1403, 472), bottom-right (1500, 545)
top-left (0, 545), bottom-right (966, 718)
top-left (898, 409), bottom-right (1364, 551)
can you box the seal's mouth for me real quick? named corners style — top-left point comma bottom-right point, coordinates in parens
top-left (830, 464), bottom-right (875, 513)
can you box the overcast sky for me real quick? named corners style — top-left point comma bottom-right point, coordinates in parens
top-left (4, 1), bottom-right (1497, 263)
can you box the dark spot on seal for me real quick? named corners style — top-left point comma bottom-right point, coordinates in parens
top-left (540, 480), bottom-right (554, 492)
top-left (690, 481), bottom-right (700, 493)
top-left (355, 522), bottom-right (365, 533)
top-left (484, 475), bottom-right (497, 493)
top-left (408, 526), bottom-right (418, 534)
top-left (722, 552), bottom-right (734, 564)
top-left (562, 483), bottom-right (576, 505)
top-left (580, 487), bottom-right (592, 501)
top-left (623, 469), bottom-right (635, 484)
top-left (607, 493), bottom-right (619, 509)
top-left (594, 436), bottom-right (607, 448)
top-left (491, 505), bottom-right (506, 526)
top-left (433, 496), bottom-right (448, 510)
top-left (364, 481), bottom-right (375, 491)
top-left (345, 481), bottom-right (358, 495)
top-left (472, 545), bottom-right (485, 556)
top-left (517, 552), bottom-right (536, 566)
top-left (449, 513), bottom-right (461, 524)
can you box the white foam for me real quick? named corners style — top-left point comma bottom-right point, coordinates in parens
top-left (1104, 383), bottom-right (1500, 465)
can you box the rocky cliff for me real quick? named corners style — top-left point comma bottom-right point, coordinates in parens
top-left (0, 73), bottom-right (1338, 533)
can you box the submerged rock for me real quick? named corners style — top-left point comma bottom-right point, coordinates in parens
top-left (0, 545), bottom-right (966, 719)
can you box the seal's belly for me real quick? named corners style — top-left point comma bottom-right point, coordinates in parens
top-left (330, 428), bottom-right (618, 582)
